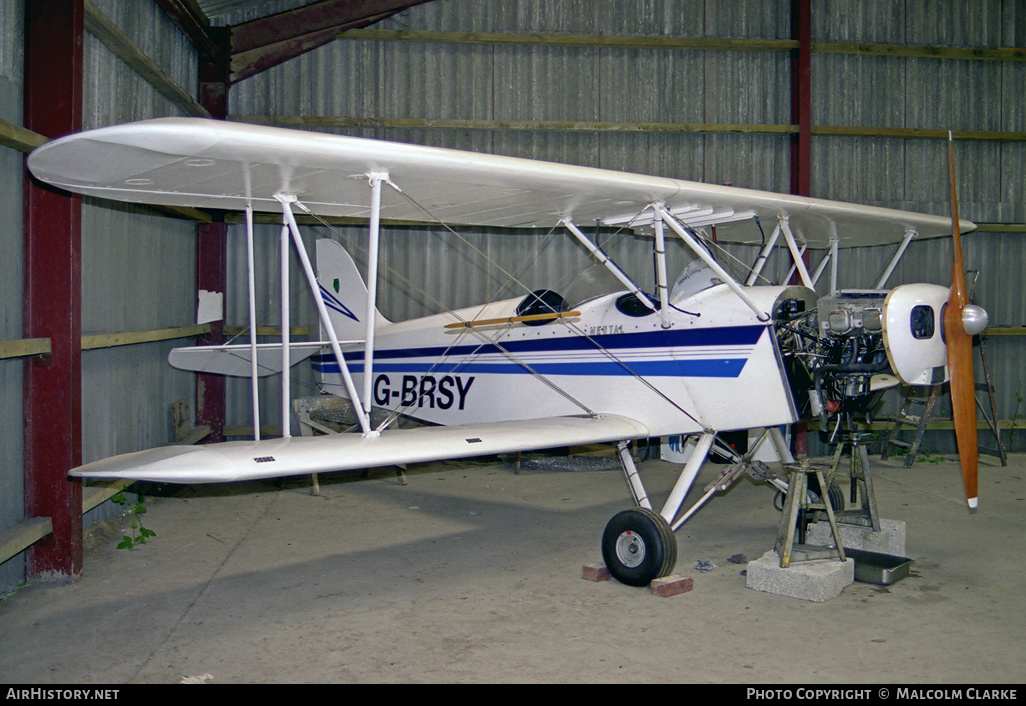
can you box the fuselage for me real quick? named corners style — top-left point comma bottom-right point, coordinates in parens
top-left (315, 283), bottom-right (814, 437)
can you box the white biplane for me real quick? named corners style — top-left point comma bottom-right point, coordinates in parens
top-left (27, 118), bottom-right (985, 587)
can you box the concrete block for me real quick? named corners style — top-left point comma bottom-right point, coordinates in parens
top-left (650, 575), bottom-right (693, 597)
top-left (582, 563), bottom-right (611, 582)
top-left (807, 518), bottom-right (906, 556)
top-left (746, 550), bottom-right (854, 602)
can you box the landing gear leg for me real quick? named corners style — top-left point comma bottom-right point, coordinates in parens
top-left (604, 431), bottom-right (716, 586)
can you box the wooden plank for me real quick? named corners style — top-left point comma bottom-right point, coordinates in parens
top-left (0, 119), bottom-right (47, 154)
top-left (153, 0), bottom-right (220, 60)
top-left (235, 115), bottom-right (1026, 143)
top-left (975, 223), bottom-right (1026, 233)
top-left (983, 327), bottom-right (1026, 336)
top-left (341, 28), bottom-right (1026, 62)
top-left (236, 115), bottom-right (798, 135)
top-left (813, 41), bottom-right (1026, 62)
top-left (224, 424), bottom-right (284, 438)
top-left (81, 480), bottom-right (132, 514)
top-left (0, 517), bottom-right (54, 566)
top-left (813, 125), bottom-right (1026, 142)
top-left (5, 324), bottom-right (317, 359)
top-left (222, 325), bottom-right (310, 337)
top-left (83, 0), bottom-right (208, 117)
top-left (340, 28), bottom-right (797, 52)
top-left (0, 338), bottom-right (52, 360)
top-left (81, 324), bottom-right (211, 350)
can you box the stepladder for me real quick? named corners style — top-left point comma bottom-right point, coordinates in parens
top-left (881, 335), bottom-right (1006, 467)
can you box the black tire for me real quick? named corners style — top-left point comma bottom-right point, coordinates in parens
top-left (601, 508), bottom-right (677, 587)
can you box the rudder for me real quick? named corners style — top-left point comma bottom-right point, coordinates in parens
top-left (316, 239), bottom-right (389, 341)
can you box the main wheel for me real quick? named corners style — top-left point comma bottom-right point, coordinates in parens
top-left (601, 508), bottom-right (677, 587)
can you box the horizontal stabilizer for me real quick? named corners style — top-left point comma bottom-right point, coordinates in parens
top-left (168, 341), bottom-right (357, 377)
top-left (69, 414), bottom-right (650, 484)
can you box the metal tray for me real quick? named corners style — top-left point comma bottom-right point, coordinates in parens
top-left (844, 548), bottom-right (913, 585)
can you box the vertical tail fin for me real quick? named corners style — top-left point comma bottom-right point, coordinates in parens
top-left (315, 239), bottom-right (389, 341)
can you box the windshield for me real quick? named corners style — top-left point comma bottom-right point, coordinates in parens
top-left (669, 257), bottom-right (724, 305)
top-left (564, 252), bottom-right (725, 311)
top-left (564, 265), bottom-right (625, 308)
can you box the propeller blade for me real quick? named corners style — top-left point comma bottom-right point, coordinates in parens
top-left (944, 132), bottom-right (978, 509)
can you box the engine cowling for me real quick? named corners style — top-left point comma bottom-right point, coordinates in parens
top-left (881, 283), bottom-right (950, 385)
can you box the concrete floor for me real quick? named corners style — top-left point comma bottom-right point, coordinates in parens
top-left (1, 450), bottom-right (1024, 684)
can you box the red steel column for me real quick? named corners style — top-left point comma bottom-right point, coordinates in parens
top-left (790, 0), bottom-right (812, 198)
top-left (22, 0), bottom-right (85, 578)
top-left (194, 27), bottom-right (231, 442)
top-left (195, 222), bottom-right (227, 442)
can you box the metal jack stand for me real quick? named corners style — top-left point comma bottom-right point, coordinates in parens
top-left (830, 422), bottom-right (881, 533)
top-left (775, 457), bottom-right (846, 568)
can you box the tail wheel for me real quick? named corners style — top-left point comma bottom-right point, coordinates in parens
top-left (601, 508), bottom-right (677, 587)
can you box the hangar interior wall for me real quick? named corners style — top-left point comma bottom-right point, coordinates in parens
top-left (1, 0), bottom-right (1023, 592)
top-left (223, 0), bottom-right (1025, 455)
top-left (1, 0), bottom-right (25, 593)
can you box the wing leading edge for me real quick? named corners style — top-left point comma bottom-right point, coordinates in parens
top-left (69, 414), bottom-right (650, 484)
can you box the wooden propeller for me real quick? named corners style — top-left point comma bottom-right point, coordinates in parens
top-left (943, 132), bottom-right (979, 509)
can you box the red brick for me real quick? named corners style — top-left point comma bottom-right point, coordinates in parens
top-left (582, 563), bottom-right (611, 582)
top-left (650, 575), bottom-right (694, 597)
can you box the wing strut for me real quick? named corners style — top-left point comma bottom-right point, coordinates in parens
top-left (280, 222), bottom-right (291, 437)
top-left (874, 228), bottom-right (917, 289)
top-left (655, 206), bottom-right (771, 321)
top-left (245, 205), bottom-right (261, 440)
top-left (828, 236), bottom-right (839, 293)
top-left (745, 220), bottom-right (782, 285)
top-left (561, 218), bottom-right (655, 312)
top-left (277, 194), bottom-right (375, 436)
top-left (777, 215), bottom-right (815, 289)
top-left (808, 244), bottom-right (833, 289)
top-left (652, 218), bottom-right (671, 328)
top-left (362, 174), bottom-right (386, 419)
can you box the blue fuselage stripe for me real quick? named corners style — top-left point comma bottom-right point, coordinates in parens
top-left (312, 325), bottom-right (765, 379)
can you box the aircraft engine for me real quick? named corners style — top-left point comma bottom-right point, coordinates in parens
top-left (782, 285), bottom-right (972, 433)
top-left (777, 289), bottom-right (916, 431)
top-left (810, 290), bottom-right (895, 425)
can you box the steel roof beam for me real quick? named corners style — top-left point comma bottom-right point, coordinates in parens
top-left (230, 0), bottom-right (432, 83)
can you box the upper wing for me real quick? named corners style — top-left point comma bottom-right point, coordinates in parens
top-left (69, 414), bottom-right (649, 483)
top-left (27, 117), bottom-right (971, 248)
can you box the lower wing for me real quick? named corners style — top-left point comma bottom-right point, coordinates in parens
top-left (70, 414), bottom-right (650, 484)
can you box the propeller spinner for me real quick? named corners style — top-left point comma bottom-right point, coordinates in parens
top-left (944, 132), bottom-right (986, 509)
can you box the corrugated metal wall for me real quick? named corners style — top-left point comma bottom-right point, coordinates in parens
top-left (2, 0), bottom-right (1023, 591)
top-left (0, 0), bottom-right (25, 593)
top-left (225, 0), bottom-right (1025, 456)
top-left (79, 1), bottom-right (198, 504)
top-left (75, 8), bottom-right (200, 558)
